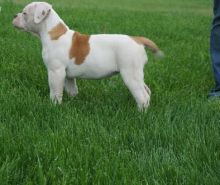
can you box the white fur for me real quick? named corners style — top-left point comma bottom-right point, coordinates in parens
top-left (12, 2), bottom-right (159, 110)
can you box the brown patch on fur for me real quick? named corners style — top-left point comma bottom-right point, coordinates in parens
top-left (48, 22), bottom-right (67, 40)
top-left (131, 36), bottom-right (159, 53)
top-left (69, 32), bottom-right (90, 65)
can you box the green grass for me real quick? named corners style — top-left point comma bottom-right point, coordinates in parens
top-left (0, 0), bottom-right (220, 184)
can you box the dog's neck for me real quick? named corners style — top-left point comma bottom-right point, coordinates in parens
top-left (39, 9), bottom-right (69, 45)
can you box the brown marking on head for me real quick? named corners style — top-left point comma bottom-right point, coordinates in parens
top-left (48, 22), bottom-right (67, 40)
top-left (69, 32), bottom-right (90, 65)
top-left (131, 36), bottom-right (159, 53)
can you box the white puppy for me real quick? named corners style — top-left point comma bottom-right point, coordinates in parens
top-left (13, 2), bottom-right (164, 110)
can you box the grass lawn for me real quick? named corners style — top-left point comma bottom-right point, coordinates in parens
top-left (0, 0), bottom-right (220, 184)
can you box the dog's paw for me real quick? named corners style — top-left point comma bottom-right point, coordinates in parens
top-left (137, 94), bottom-right (150, 112)
top-left (50, 94), bottom-right (63, 104)
top-left (66, 88), bottom-right (78, 97)
top-left (65, 81), bottom-right (78, 97)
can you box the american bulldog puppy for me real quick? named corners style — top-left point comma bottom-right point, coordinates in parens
top-left (13, 2), bottom-right (164, 110)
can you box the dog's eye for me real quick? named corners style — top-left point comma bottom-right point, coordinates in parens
top-left (23, 12), bottom-right (27, 15)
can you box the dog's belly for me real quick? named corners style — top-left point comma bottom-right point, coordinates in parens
top-left (66, 65), bottom-right (119, 79)
top-left (66, 58), bottom-right (119, 79)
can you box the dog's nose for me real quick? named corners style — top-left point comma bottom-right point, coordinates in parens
top-left (13, 14), bottom-right (18, 18)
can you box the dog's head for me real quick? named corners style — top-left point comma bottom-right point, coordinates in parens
top-left (12, 2), bottom-right (52, 35)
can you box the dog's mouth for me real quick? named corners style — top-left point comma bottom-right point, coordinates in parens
top-left (12, 22), bottom-right (40, 37)
top-left (13, 24), bottom-right (24, 30)
top-left (12, 23), bottom-right (28, 33)
top-left (12, 18), bottom-right (25, 31)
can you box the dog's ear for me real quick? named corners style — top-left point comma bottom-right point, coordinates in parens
top-left (34, 2), bottom-right (52, 24)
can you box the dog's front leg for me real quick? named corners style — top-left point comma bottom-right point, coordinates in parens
top-left (65, 78), bottom-right (78, 97)
top-left (48, 67), bottom-right (66, 104)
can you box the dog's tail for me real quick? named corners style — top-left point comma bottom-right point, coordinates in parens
top-left (132, 36), bottom-right (164, 59)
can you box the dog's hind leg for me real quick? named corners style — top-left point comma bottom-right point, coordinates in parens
top-left (120, 68), bottom-right (150, 111)
top-left (144, 84), bottom-right (151, 96)
top-left (64, 78), bottom-right (78, 97)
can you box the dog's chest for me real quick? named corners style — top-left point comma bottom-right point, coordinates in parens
top-left (41, 43), bottom-right (69, 69)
